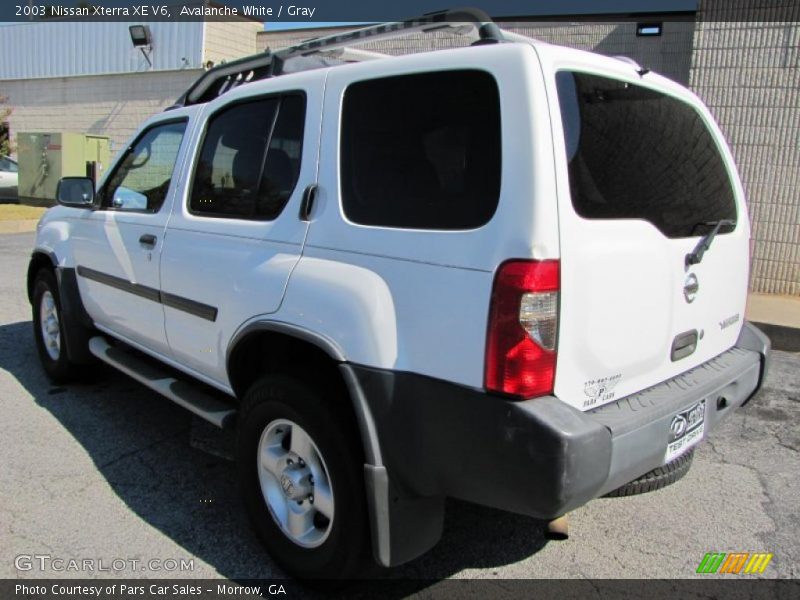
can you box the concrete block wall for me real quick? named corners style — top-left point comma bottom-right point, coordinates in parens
top-left (2, 69), bottom-right (201, 156)
top-left (690, 1), bottom-right (800, 295)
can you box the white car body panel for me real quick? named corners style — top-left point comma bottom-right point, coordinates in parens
top-left (68, 106), bottom-right (200, 356)
top-left (534, 44), bottom-right (750, 410)
top-left (0, 156), bottom-right (18, 200)
top-left (159, 71), bottom-right (325, 384)
top-left (276, 250), bottom-right (495, 385)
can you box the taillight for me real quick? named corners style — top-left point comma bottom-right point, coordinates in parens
top-left (485, 260), bottom-right (559, 399)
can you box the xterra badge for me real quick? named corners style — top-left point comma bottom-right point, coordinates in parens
top-left (583, 374), bottom-right (622, 408)
top-left (720, 313), bottom-right (740, 330)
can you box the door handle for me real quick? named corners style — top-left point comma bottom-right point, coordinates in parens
top-left (299, 184), bottom-right (318, 221)
top-left (139, 234), bottom-right (157, 248)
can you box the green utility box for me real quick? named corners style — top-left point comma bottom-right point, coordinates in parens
top-left (17, 132), bottom-right (111, 205)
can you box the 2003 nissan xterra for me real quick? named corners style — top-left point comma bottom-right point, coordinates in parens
top-left (28, 9), bottom-right (770, 580)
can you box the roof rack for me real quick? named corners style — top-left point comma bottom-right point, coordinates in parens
top-left (174, 7), bottom-right (504, 107)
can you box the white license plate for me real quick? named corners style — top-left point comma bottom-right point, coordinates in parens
top-left (665, 400), bottom-right (706, 463)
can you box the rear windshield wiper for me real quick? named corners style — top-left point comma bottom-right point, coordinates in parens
top-left (685, 219), bottom-right (736, 267)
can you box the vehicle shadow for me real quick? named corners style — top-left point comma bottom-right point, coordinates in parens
top-left (0, 320), bottom-right (550, 592)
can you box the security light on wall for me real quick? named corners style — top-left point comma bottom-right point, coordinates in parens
top-left (129, 25), bottom-right (153, 67)
top-left (636, 23), bottom-right (663, 37)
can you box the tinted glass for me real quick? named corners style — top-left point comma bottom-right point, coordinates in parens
top-left (102, 121), bottom-right (187, 212)
top-left (190, 95), bottom-right (305, 220)
top-left (341, 70), bottom-right (501, 230)
top-left (556, 71), bottom-right (736, 238)
top-left (257, 95), bottom-right (305, 218)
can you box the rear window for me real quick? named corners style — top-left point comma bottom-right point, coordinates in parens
top-left (189, 94), bottom-right (304, 220)
top-left (556, 71), bottom-right (736, 238)
top-left (341, 70), bottom-right (501, 230)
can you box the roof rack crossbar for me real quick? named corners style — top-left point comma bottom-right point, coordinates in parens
top-left (275, 7), bottom-right (502, 63)
top-left (178, 51), bottom-right (275, 106)
top-left (176, 7), bottom-right (503, 107)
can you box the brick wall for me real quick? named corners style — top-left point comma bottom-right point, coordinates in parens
top-left (690, 1), bottom-right (800, 295)
top-left (2, 69), bottom-right (201, 154)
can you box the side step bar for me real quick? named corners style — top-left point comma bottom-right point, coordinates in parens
top-left (88, 337), bottom-right (236, 428)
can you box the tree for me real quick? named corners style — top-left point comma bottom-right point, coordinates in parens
top-left (0, 95), bottom-right (13, 156)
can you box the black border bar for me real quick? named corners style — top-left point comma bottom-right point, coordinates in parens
top-left (4, 578), bottom-right (799, 600)
top-left (3, 1), bottom-right (798, 23)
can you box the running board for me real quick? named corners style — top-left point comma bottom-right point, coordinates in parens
top-left (88, 337), bottom-right (236, 428)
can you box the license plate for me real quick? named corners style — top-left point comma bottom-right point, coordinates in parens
top-left (665, 399), bottom-right (706, 463)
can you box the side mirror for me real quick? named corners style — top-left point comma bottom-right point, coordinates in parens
top-left (56, 177), bottom-right (95, 208)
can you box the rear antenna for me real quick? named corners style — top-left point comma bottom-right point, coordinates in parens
top-left (637, 67), bottom-right (651, 77)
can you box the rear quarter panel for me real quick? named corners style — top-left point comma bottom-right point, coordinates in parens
top-left (278, 43), bottom-right (559, 387)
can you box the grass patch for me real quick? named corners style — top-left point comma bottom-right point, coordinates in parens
top-left (0, 204), bottom-right (47, 221)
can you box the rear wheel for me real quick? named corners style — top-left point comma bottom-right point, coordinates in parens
top-left (32, 269), bottom-right (81, 382)
top-left (604, 449), bottom-right (695, 497)
top-left (237, 375), bottom-right (369, 580)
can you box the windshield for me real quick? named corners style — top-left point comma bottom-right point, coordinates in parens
top-left (556, 71), bottom-right (737, 239)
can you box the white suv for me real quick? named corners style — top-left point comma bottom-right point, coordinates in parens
top-left (28, 10), bottom-right (770, 580)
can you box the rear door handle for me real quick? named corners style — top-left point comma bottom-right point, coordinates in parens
top-left (299, 184), bottom-right (318, 221)
top-left (139, 234), bottom-right (157, 248)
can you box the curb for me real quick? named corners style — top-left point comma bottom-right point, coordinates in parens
top-left (751, 322), bottom-right (800, 353)
top-left (0, 219), bottom-right (39, 234)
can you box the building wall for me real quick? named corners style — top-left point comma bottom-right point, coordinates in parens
top-left (0, 21), bottom-right (205, 78)
top-left (0, 18), bottom-right (264, 158)
top-left (690, 1), bottom-right (800, 295)
top-left (203, 20), bottom-right (263, 67)
top-left (2, 69), bottom-right (201, 153)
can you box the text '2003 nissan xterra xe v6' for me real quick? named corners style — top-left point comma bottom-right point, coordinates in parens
top-left (28, 10), bottom-right (770, 580)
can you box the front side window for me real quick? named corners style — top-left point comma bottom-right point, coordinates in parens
top-left (556, 71), bottom-right (737, 238)
top-left (189, 94), bottom-right (305, 220)
top-left (341, 70), bottom-right (501, 230)
top-left (102, 120), bottom-right (187, 212)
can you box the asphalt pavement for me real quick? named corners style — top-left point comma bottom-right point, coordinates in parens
top-left (1, 231), bottom-right (798, 586)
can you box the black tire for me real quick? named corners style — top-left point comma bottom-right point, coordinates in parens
top-left (237, 374), bottom-right (370, 580)
top-left (31, 268), bottom-right (81, 383)
top-left (603, 449), bottom-right (695, 498)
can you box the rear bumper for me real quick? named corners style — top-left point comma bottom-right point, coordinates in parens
top-left (588, 338), bottom-right (764, 496)
top-left (352, 322), bottom-right (770, 565)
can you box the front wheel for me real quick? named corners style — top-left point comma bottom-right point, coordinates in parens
top-left (236, 375), bottom-right (370, 580)
top-left (32, 269), bottom-right (81, 382)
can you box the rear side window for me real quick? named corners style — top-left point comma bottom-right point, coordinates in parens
top-left (190, 94), bottom-right (305, 220)
top-left (341, 70), bottom-right (501, 230)
top-left (556, 71), bottom-right (736, 238)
